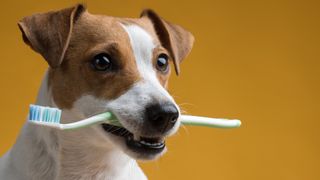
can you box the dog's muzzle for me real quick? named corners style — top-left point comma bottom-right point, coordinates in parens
top-left (101, 102), bottom-right (179, 157)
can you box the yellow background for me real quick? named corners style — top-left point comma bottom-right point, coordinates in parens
top-left (1, 0), bottom-right (319, 179)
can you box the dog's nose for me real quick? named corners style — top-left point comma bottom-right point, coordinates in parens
top-left (145, 103), bottom-right (179, 133)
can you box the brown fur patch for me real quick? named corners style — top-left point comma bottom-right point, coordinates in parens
top-left (50, 12), bottom-right (141, 109)
top-left (18, 4), bottom-right (86, 68)
top-left (140, 9), bottom-right (194, 75)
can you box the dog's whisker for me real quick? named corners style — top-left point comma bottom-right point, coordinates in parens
top-left (179, 109), bottom-right (188, 114)
top-left (178, 107), bottom-right (188, 114)
top-left (180, 124), bottom-right (190, 135)
top-left (170, 94), bottom-right (181, 99)
top-left (178, 102), bottom-right (195, 107)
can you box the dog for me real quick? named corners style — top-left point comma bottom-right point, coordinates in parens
top-left (0, 4), bottom-right (194, 180)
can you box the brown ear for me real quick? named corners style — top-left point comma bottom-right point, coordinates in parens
top-left (17, 4), bottom-right (86, 68)
top-left (141, 9), bottom-right (194, 75)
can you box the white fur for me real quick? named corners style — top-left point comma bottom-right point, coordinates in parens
top-left (121, 24), bottom-right (174, 101)
top-left (0, 24), bottom-right (180, 180)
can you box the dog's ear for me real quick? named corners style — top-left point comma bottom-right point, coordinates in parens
top-left (18, 4), bottom-right (86, 68)
top-left (141, 9), bottom-right (194, 75)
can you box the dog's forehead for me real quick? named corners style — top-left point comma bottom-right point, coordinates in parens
top-left (73, 12), bottom-right (161, 47)
top-left (118, 17), bottom-right (160, 43)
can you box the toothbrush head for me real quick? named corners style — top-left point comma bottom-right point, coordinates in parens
top-left (28, 104), bottom-right (119, 130)
top-left (29, 104), bottom-right (62, 124)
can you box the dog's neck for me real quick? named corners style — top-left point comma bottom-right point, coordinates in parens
top-left (8, 70), bottom-right (145, 180)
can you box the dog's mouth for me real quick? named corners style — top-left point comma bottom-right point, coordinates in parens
top-left (101, 124), bottom-right (165, 154)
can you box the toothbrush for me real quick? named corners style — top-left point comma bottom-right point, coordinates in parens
top-left (28, 104), bottom-right (241, 130)
top-left (28, 105), bottom-right (121, 130)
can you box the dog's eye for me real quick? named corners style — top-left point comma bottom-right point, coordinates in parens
top-left (91, 53), bottom-right (113, 72)
top-left (156, 54), bottom-right (169, 72)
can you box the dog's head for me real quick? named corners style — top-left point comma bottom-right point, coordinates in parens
top-left (18, 4), bottom-right (194, 160)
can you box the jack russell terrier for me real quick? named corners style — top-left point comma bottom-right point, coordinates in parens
top-left (0, 4), bottom-right (194, 180)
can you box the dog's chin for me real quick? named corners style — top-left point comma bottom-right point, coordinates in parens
top-left (100, 124), bottom-right (167, 160)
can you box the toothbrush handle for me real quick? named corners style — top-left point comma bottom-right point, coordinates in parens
top-left (59, 113), bottom-right (241, 130)
top-left (180, 115), bottom-right (241, 128)
top-left (61, 112), bottom-right (119, 130)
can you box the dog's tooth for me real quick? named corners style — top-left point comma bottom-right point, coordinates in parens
top-left (145, 141), bottom-right (151, 145)
top-left (140, 140), bottom-right (153, 146)
top-left (138, 137), bottom-right (165, 147)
